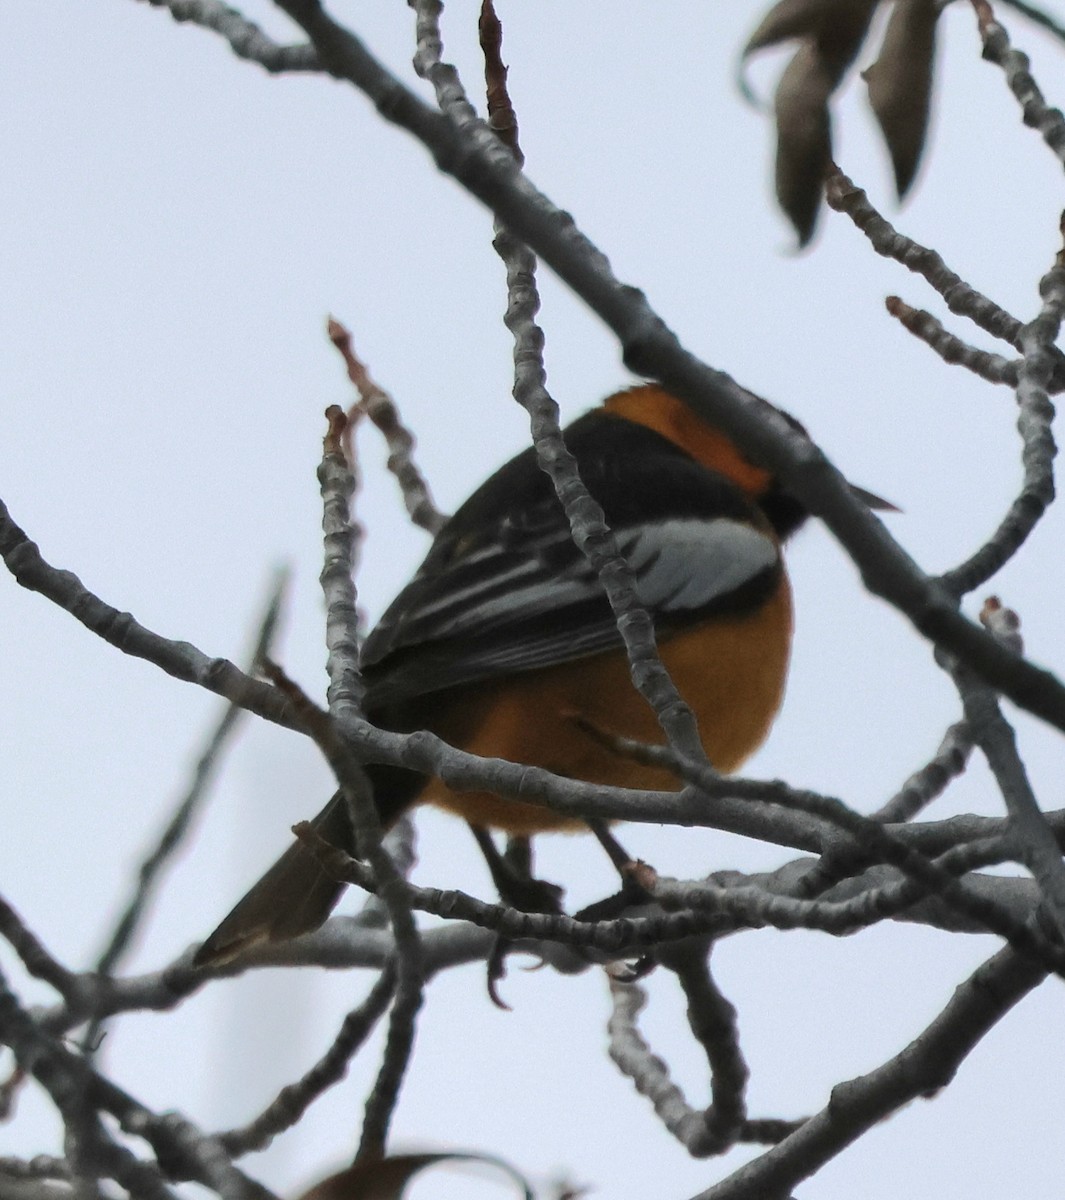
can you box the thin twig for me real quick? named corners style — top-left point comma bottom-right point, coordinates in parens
top-left (292, 819), bottom-right (712, 955)
top-left (579, 731), bottom-right (1065, 976)
top-left (0, 967), bottom-right (177, 1200)
top-left (831, 167), bottom-right (1065, 392)
top-left (974, 0), bottom-right (1065, 167)
top-left (957, 664), bottom-right (1065, 933)
top-left (938, 249), bottom-right (1062, 596)
top-left (40, 923), bottom-right (495, 1039)
top-left (479, 0), bottom-right (523, 162)
top-left (793, 719), bottom-right (975, 899)
top-left (217, 966), bottom-right (397, 1156)
top-left (0, 497), bottom-right (299, 731)
top-left (826, 167), bottom-right (1046, 350)
top-left (327, 318), bottom-right (447, 535)
top-left (868, 720), bottom-right (973, 824)
top-left (137, 0), bottom-right (320, 73)
top-left (319, 406), bottom-right (366, 717)
top-left (655, 835), bottom-right (1019, 938)
top-left (93, 569), bottom-right (289, 980)
top-left (608, 978), bottom-right (710, 1150)
top-left (661, 944), bottom-right (750, 1156)
top-left (293, 817), bottom-right (1040, 953)
top-left (205, 662), bottom-right (426, 1168)
top-left (0, 896), bottom-right (84, 1008)
top-left (608, 973), bottom-right (797, 1158)
top-left (947, 598), bottom-right (1065, 938)
top-left (313, 407), bottom-right (424, 1161)
top-left (884, 297), bottom-right (1026, 387)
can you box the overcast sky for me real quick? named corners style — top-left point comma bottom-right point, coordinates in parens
top-left (4, 3), bottom-right (1065, 1198)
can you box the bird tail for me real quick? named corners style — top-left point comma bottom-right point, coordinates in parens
top-left (193, 763), bottom-right (422, 967)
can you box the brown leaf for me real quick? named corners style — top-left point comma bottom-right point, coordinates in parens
top-left (747, 0), bottom-right (880, 242)
top-left (745, 0), bottom-right (880, 63)
top-left (863, 0), bottom-right (940, 197)
top-left (295, 1153), bottom-right (533, 1200)
top-left (773, 41), bottom-right (836, 245)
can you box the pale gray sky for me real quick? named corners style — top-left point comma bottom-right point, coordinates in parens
top-left (3, 3), bottom-right (1065, 1197)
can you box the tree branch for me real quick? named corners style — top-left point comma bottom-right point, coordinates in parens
top-left (975, 0), bottom-right (1065, 167)
top-left (216, 966), bottom-right (396, 1156)
top-left (137, 0), bottom-right (320, 73)
top-left (691, 946), bottom-right (1046, 1200)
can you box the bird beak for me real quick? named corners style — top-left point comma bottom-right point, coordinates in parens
top-left (850, 483), bottom-right (900, 513)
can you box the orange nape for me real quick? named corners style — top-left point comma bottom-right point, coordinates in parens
top-left (603, 385), bottom-right (775, 502)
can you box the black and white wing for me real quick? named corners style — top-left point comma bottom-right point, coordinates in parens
top-left (361, 412), bottom-right (783, 709)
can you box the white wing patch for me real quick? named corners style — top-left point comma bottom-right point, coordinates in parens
top-left (395, 516), bottom-right (778, 643)
top-left (362, 516), bottom-right (781, 701)
top-left (619, 518), bottom-right (779, 613)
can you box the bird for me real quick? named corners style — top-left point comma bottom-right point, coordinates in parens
top-left (195, 383), bottom-right (890, 966)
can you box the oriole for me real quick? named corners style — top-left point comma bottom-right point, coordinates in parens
top-left (196, 384), bottom-right (887, 965)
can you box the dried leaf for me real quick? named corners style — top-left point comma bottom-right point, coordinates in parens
top-left (745, 0), bottom-right (880, 62)
top-left (863, 0), bottom-right (940, 196)
top-left (747, 0), bottom-right (881, 242)
top-left (774, 41), bottom-right (836, 245)
top-left (295, 1153), bottom-right (533, 1200)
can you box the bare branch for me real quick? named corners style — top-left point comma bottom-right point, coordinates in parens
top-left (319, 406), bottom-right (367, 717)
top-left (828, 167), bottom-right (1065, 392)
top-left (662, 945), bottom-right (749, 1156)
top-left (312, 409), bottom-right (425, 1161)
top-left (327, 318), bottom-right (447, 536)
top-left (292, 819), bottom-right (722, 955)
top-left (655, 835), bottom-right (1021, 938)
top-left (691, 947), bottom-right (1046, 1200)
top-left (584, 733), bottom-right (1065, 975)
top-left (0, 497), bottom-right (299, 731)
top-left (40, 924), bottom-right (494, 1041)
top-left (608, 969), bottom-right (798, 1159)
top-left (974, 0), bottom-right (1065, 167)
top-left (938, 251), bottom-right (1062, 596)
top-left (0, 897), bottom-right (84, 1009)
top-left (293, 816), bottom-right (1045, 953)
top-left (944, 598), bottom-right (1065, 937)
top-left (884, 296), bottom-right (1026, 387)
top-left (0, 1156), bottom-right (75, 1200)
top-left (608, 977), bottom-right (709, 1150)
top-left (868, 719), bottom-right (973, 823)
top-left (3, 499), bottom-right (810, 850)
top-left (958, 666), bottom-right (1065, 931)
top-left (791, 720), bottom-right (975, 899)
top-left (0, 964), bottom-right (274, 1200)
top-left (137, 0), bottom-right (320, 73)
top-left (479, 0), bottom-right (523, 162)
